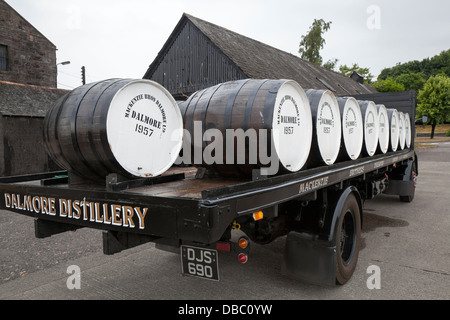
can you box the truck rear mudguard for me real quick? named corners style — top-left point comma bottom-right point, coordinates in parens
top-left (384, 154), bottom-right (418, 202)
top-left (282, 186), bottom-right (363, 286)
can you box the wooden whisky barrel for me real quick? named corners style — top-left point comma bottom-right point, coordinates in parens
top-left (404, 112), bottom-right (412, 148)
top-left (398, 112), bottom-right (406, 150)
top-left (387, 108), bottom-right (399, 152)
top-left (177, 79), bottom-right (313, 177)
top-left (306, 89), bottom-right (342, 166)
top-left (376, 104), bottom-right (389, 154)
top-left (358, 100), bottom-right (379, 157)
top-left (337, 97), bottom-right (363, 161)
top-left (43, 79), bottom-right (183, 181)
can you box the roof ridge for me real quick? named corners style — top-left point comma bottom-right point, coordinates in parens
top-left (185, 13), bottom-right (297, 57)
top-left (183, 14), bottom-right (355, 81)
top-left (0, 80), bottom-right (69, 92)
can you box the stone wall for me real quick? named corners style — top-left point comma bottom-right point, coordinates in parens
top-left (0, 0), bottom-right (57, 87)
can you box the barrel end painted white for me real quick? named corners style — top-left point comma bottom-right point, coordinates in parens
top-left (272, 80), bottom-right (313, 172)
top-left (404, 112), bottom-right (412, 148)
top-left (338, 97), bottom-right (363, 160)
top-left (359, 100), bottom-right (379, 157)
top-left (398, 112), bottom-right (406, 150)
top-left (376, 104), bottom-right (389, 154)
top-left (307, 89), bottom-right (342, 165)
top-left (387, 108), bottom-right (399, 152)
top-left (106, 79), bottom-right (184, 177)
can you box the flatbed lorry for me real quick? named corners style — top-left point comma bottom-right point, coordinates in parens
top-left (0, 90), bottom-right (418, 286)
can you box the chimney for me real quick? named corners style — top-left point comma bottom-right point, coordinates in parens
top-left (350, 71), bottom-right (364, 84)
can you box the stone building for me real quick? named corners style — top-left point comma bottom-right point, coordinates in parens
top-left (0, 1), bottom-right (68, 176)
top-left (0, 0), bottom-right (57, 87)
top-left (0, 80), bottom-right (67, 176)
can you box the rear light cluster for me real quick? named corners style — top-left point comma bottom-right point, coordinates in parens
top-left (216, 211), bottom-right (263, 264)
top-left (235, 210), bottom-right (264, 264)
top-left (237, 236), bottom-right (249, 264)
top-left (215, 236), bottom-right (250, 264)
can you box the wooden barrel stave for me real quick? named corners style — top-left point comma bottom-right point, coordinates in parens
top-left (76, 79), bottom-right (130, 178)
top-left (55, 81), bottom-right (105, 179)
top-left (43, 92), bottom-right (72, 171)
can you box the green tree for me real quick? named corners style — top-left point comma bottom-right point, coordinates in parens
top-left (323, 58), bottom-right (339, 71)
top-left (339, 63), bottom-right (374, 83)
top-left (417, 74), bottom-right (450, 139)
top-left (394, 72), bottom-right (426, 92)
top-left (378, 49), bottom-right (450, 80)
top-left (372, 77), bottom-right (405, 92)
top-left (299, 19), bottom-right (332, 66)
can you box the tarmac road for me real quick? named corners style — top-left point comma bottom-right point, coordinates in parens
top-left (0, 142), bottom-right (449, 302)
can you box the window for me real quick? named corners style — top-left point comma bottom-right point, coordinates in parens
top-left (0, 45), bottom-right (8, 71)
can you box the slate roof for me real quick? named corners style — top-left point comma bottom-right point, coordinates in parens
top-left (145, 13), bottom-right (377, 96)
top-left (0, 80), bottom-right (68, 117)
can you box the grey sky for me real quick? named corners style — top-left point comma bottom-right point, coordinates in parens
top-left (5, 0), bottom-right (450, 90)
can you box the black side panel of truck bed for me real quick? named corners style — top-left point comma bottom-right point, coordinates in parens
top-left (0, 149), bottom-right (416, 244)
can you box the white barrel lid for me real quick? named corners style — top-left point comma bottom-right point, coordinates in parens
top-left (272, 80), bottom-right (312, 172)
top-left (387, 108), bottom-right (399, 152)
top-left (404, 112), bottom-right (412, 148)
top-left (106, 79), bottom-right (183, 177)
top-left (339, 97), bottom-right (363, 160)
top-left (307, 89), bottom-right (342, 165)
top-left (377, 104), bottom-right (389, 154)
top-left (398, 112), bottom-right (406, 150)
top-left (359, 100), bottom-right (379, 157)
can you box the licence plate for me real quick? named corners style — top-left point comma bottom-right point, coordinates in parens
top-left (181, 245), bottom-right (219, 281)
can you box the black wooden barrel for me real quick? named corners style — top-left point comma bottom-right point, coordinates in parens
top-left (177, 79), bottom-right (313, 177)
top-left (43, 79), bottom-right (183, 181)
top-left (306, 89), bottom-right (342, 166)
top-left (358, 100), bottom-right (379, 157)
top-left (336, 96), bottom-right (363, 161)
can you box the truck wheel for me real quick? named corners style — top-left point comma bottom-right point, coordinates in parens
top-left (335, 192), bottom-right (361, 285)
top-left (399, 161), bottom-right (417, 203)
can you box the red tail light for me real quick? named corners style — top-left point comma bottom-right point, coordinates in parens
top-left (238, 253), bottom-right (248, 264)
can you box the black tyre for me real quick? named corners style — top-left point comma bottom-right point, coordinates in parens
top-left (335, 192), bottom-right (361, 285)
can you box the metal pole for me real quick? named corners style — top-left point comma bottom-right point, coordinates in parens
top-left (81, 66), bottom-right (86, 85)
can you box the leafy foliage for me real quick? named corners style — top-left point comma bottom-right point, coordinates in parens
top-left (298, 19), bottom-right (376, 84)
top-left (371, 50), bottom-right (450, 93)
top-left (378, 49), bottom-right (450, 81)
top-left (394, 72), bottom-right (427, 92)
top-left (416, 74), bottom-right (450, 138)
top-left (372, 77), bottom-right (405, 92)
top-left (339, 63), bottom-right (374, 84)
top-left (299, 19), bottom-right (332, 66)
top-left (323, 58), bottom-right (339, 71)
